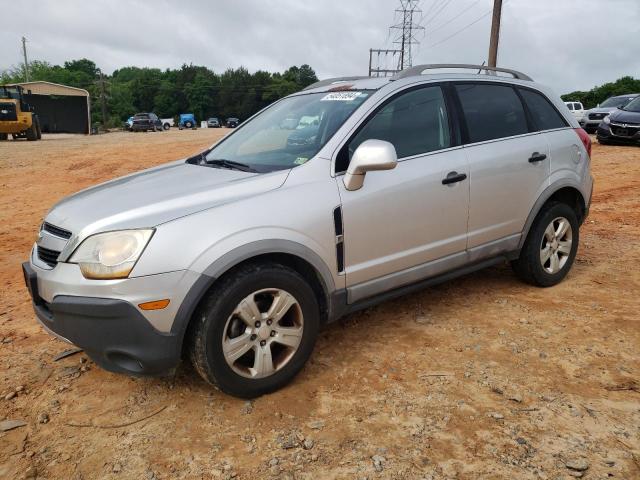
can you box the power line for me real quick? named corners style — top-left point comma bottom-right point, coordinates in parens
top-left (427, 0), bottom-right (509, 49)
top-left (428, 0), bottom-right (483, 34)
top-left (423, 0), bottom-right (454, 25)
top-left (426, 8), bottom-right (492, 48)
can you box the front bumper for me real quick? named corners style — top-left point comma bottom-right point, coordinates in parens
top-left (597, 123), bottom-right (640, 144)
top-left (22, 260), bottom-right (202, 376)
top-left (131, 124), bottom-right (153, 131)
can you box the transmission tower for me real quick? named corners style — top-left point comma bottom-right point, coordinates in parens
top-left (391, 0), bottom-right (425, 71)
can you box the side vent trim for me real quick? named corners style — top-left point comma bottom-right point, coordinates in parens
top-left (333, 206), bottom-right (345, 274)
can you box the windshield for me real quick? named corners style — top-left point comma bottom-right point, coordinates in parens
top-left (622, 96), bottom-right (640, 113)
top-left (204, 91), bottom-right (371, 172)
top-left (600, 96), bottom-right (635, 108)
top-left (0, 86), bottom-right (21, 100)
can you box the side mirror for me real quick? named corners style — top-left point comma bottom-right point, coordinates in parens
top-left (343, 139), bottom-right (397, 191)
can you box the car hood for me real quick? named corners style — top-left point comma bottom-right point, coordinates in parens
top-left (608, 109), bottom-right (640, 124)
top-left (45, 161), bottom-right (289, 235)
top-left (586, 107), bottom-right (617, 115)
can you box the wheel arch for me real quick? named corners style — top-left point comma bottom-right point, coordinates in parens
top-left (519, 181), bottom-right (587, 250)
top-left (172, 240), bottom-right (335, 357)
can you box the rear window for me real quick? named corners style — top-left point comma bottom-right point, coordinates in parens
top-left (455, 83), bottom-right (528, 143)
top-left (520, 89), bottom-right (567, 131)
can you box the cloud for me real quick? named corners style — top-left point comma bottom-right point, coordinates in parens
top-left (1, 0), bottom-right (638, 93)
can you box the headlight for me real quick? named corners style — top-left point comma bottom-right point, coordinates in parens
top-left (603, 115), bottom-right (611, 124)
top-left (69, 229), bottom-right (154, 279)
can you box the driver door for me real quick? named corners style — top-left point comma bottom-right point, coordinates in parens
top-left (336, 85), bottom-right (470, 303)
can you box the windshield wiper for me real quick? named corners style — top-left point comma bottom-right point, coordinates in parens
top-left (204, 158), bottom-right (257, 173)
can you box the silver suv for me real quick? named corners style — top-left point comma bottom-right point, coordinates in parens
top-left (23, 64), bottom-right (593, 398)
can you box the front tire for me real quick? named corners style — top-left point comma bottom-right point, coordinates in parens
top-left (187, 263), bottom-right (320, 398)
top-left (512, 202), bottom-right (579, 287)
top-left (26, 120), bottom-right (38, 141)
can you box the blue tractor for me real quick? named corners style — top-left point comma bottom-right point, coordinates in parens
top-left (178, 113), bottom-right (197, 130)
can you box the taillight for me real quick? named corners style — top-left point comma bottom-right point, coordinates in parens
top-left (574, 128), bottom-right (592, 157)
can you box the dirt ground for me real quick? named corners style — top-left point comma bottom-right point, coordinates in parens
top-left (0, 129), bottom-right (639, 480)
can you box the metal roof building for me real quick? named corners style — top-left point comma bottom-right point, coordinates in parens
top-left (9, 81), bottom-right (90, 134)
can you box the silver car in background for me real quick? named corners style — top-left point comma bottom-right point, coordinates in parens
top-left (23, 64), bottom-right (593, 398)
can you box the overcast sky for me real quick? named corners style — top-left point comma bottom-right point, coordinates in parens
top-left (1, 0), bottom-right (638, 94)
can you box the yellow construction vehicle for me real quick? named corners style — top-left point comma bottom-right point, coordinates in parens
top-left (0, 85), bottom-right (41, 141)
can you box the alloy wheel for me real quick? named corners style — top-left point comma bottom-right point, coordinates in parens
top-left (539, 216), bottom-right (573, 274)
top-left (222, 288), bottom-right (304, 379)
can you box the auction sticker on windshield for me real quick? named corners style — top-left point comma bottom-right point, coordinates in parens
top-left (321, 92), bottom-right (364, 102)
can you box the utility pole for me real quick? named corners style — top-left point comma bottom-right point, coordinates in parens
top-left (487, 0), bottom-right (503, 68)
top-left (97, 71), bottom-right (108, 126)
top-left (21, 36), bottom-right (30, 82)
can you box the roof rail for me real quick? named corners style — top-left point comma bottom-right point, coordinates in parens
top-left (393, 64), bottom-right (533, 82)
top-left (302, 76), bottom-right (370, 91)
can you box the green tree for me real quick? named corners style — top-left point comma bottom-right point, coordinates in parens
top-left (562, 76), bottom-right (640, 109)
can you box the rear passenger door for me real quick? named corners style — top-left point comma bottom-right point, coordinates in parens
top-left (518, 87), bottom-right (580, 192)
top-left (454, 82), bottom-right (550, 255)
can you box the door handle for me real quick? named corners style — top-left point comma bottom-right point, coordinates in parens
top-left (528, 152), bottom-right (547, 163)
top-left (442, 171), bottom-right (467, 185)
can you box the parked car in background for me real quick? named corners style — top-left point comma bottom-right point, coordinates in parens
top-left (161, 118), bottom-right (174, 130)
top-left (124, 116), bottom-right (134, 131)
top-left (226, 117), bottom-right (239, 128)
top-left (178, 113), bottom-right (197, 130)
top-left (564, 101), bottom-right (585, 122)
top-left (131, 113), bottom-right (164, 132)
top-left (596, 95), bottom-right (640, 145)
top-left (207, 117), bottom-right (221, 128)
top-left (23, 64), bottom-right (592, 398)
top-left (580, 94), bottom-right (639, 133)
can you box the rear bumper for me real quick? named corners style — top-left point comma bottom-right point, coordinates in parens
top-left (23, 262), bottom-right (183, 376)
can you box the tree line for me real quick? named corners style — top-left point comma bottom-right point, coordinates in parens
top-left (561, 76), bottom-right (640, 109)
top-left (3, 58), bottom-right (638, 124)
top-left (0, 59), bottom-right (318, 127)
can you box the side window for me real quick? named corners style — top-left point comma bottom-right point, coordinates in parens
top-left (567, 103), bottom-right (574, 111)
top-left (455, 83), bottom-right (528, 143)
top-left (344, 86), bottom-right (451, 165)
top-left (520, 89), bottom-right (567, 131)
top-left (576, 103), bottom-right (583, 111)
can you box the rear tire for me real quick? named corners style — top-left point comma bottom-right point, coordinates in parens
top-left (187, 263), bottom-right (320, 398)
top-left (163, 123), bottom-right (170, 130)
top-left (35, 117), bottom-right (42, 139)
top-left (511, 202), bottom-right (579, 287)
top-left (185, 121), bottom-right (193, 129)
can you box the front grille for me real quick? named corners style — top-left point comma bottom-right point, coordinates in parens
top-left (0, 102), bottom-right (17, 121)
top-left (611, 125), bottom-right (640, 137)
top-left (37, 246), bottom-right (61, 268)
top-left (42, 222), bottom-right (72, 240)
top-left (589, 113), bottom-right (607, 120)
